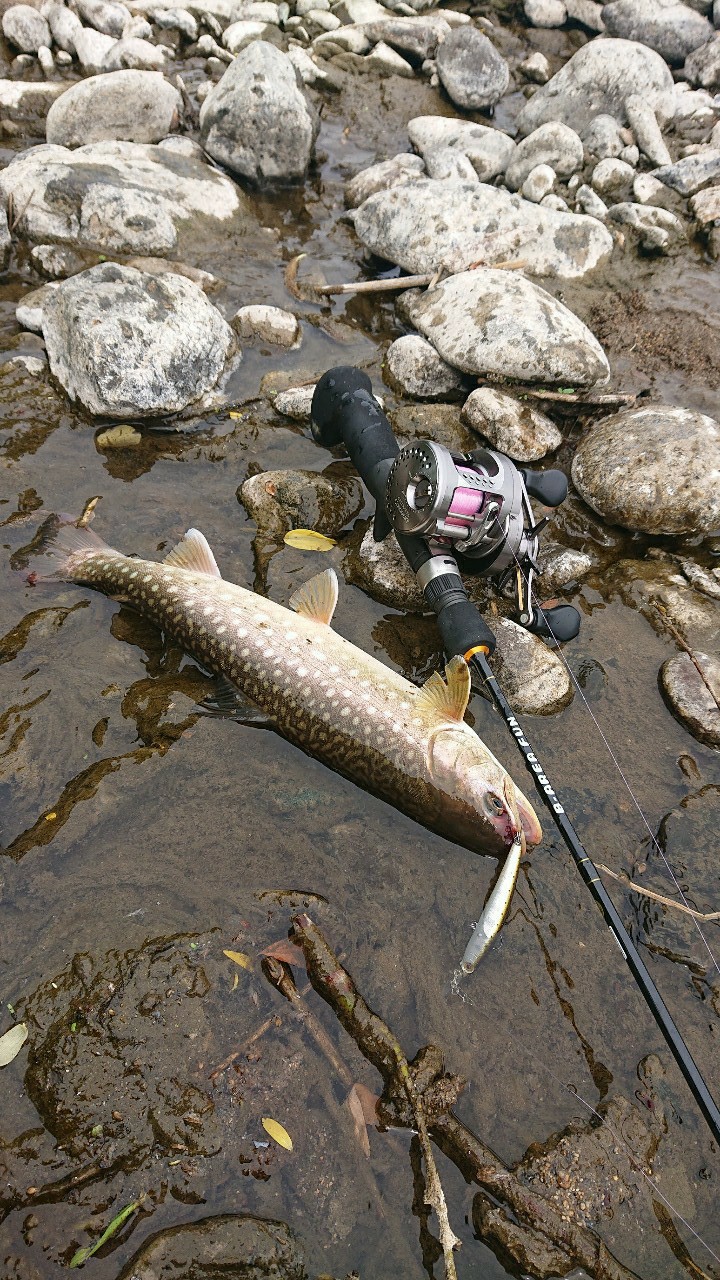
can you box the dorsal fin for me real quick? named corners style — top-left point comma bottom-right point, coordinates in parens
top-left (416, 655), bottom-right (470, 722)
top-left (289, 568), bottom-right (338, 625)
top-left (163, 529), bottom-right (221, 577)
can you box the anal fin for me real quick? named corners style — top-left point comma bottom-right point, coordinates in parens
top-left (197, 676), bottom-right (275, 729)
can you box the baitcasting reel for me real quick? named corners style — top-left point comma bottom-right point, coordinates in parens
top-left (310, 366), bottom-right (580, 658)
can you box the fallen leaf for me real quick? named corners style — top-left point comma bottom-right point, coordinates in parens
top-left (345, 1086), bottom-right (370, 1158)
top-left (262, 1117), bottom-right (293, 1150)
top-left (96, 425), bottom-right (142, 450)
top-left (69, 1199), bottom-right (141, 1268)
top-left (223, 949), bottom-right (253, 971)
top-left (283, 529), bottom-right (336, 552)
top-left (229, 411), bottom-right (244, 420)
top-left (231, 973), bottom-right (238, 991)
top-left (45, 812), bottom-right (56, 821)
top-left (261, 939), bottom-right (306, 969)
top-left (0, 1023), bottom-right (28, 1067)
top-left (352, 1081), bottom-right (380, 1125)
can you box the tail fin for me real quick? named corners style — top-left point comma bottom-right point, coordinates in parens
top-left (31, 513), bottom-right (121, 582)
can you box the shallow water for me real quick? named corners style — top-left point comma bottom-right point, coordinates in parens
top-left (1, 53), bottom-right (719, 1280)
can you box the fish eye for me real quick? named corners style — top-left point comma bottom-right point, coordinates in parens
top-left (484, 793), bottom-right (506, 819)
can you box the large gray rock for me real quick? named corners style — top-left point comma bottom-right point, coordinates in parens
top-left (461, 387), bottom-right (562, 460)
top-left (571, 405), bottom-right (720, 535)
top-left (504, 121), bottom-right (584, 190)
top-left (76, 0), bottom-right (131, 37)
top-left (684, 33), bottom-right (720, 87)
top-left (41, 263), bottom-right (234, 417)
top-left (199, 41), bottom-right (318, 183)
top-left (516, 39), bottom-right (675, 144)
top-left (660, 651), bottom-right (720, 748)
top-left (46, 3), bottom-right (83, 51)
top-left (2, 4), bottom-right (51, 51)
top-left (436, 27), bottom-right (509, 111)
top-left (601, 0), bottom-right (713, 64)
top-left (352, 178), bottom-right (613, 280)
top-left (73, 25), bottom-right (117, 71)
top-left (399, 269), bottom-right (610, 386)
top-left (45, 71), bottom-right (181, 146)
top-left (408, 115), bottom-right (516, 181)
top-left (491, 618), bottom-right (573, 714)
top-left (0, 140), bottom-right (243, 254)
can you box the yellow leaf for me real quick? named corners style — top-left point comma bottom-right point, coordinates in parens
top-left (45, 812), bottom-right (57, 821)
top-left (262, 1117), bottom-right (293, 1150)
top-left (0, 1023), bottom-right (28, 1067)
top-left (223, 949), bottom-right (253, 971)
top-left (231, 973), bottom-right (238, 991)
top-left (229, 411), bottom-right (244, 420)
top-left (283, 529), bottom-right (336, 552)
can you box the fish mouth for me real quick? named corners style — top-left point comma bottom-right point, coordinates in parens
top-left (516, 792), bottom-right (543, 846)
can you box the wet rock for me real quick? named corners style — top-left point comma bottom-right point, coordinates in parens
top-left (199, 42), bottom-right (319, 183)
top-left (583, 112), bottom-right (625, 158)
top-left (46, 3), bottom-right (83, 52)
top-left (606, 557), bottom-right (720, 649)
top-left (0, 140), bottom-right (243, 254)
top-left (0, 78), bottom-right (69, 135)
top-left (660, 652), bottom-right (720, 748)
top-left (352, 178), bottom-right (613, 279)
top-left (521, 163), bottom-right (556, 202)
top-left (116, 1214), bottom-right (307, 1280)
top-left (240, 468), bottom-right (363, 544)
top-left (387, 401), bottom-right (477, 451)
top-left (2, 4), bottom-right (51, 51)
top-left (571, 405), bottom-right (720, 535)
top-left (606, 201), bottom-right (686, 251)
top-left (345, 526), bottom-right (426, 610)
top-left (408, 115), bottom-right (516, 182)
top-left (524, 0), bottom-right (568, 26)
top-left (345, 153), bottom-right (425, 207)
top-left (41, 263), bottom-right (235, 417)
top-left (461, 387), bottom-right (562, 461)
top-left (539, 546), bottom-right (597, 591)
top-left (591, 156), bottom-right (635, 198)
top-left (272, 384), bottom-right (315, 420)
top-left (74, 25), bottom-right (117, 71)
top-left (5, 353), bottom-right (46, 375)
top-left (102, 35), bottom-right (171, 68)
top-left (518, 50), bottom-right (550, 83)
top-left (385, 334), bottom-right (466, 399)
top-left (77, 0), bottom-right (130, 37)
top-left (601, 0), bottom-right (713, 64)
top-left (491, 619), bottom-right (573, 714)
top-left (517, 39), bottom-right (676, 144)
top-left (505, 121), bottom-right (584, 190)
top-left (399, 268), bottom-right (610, 386)
top-left (684, 33), bottom-right (720, 87)
top-left (233, 304), bottom-right (299, 346)
top-left (436, 27), bottom-right (509, 111)
top-left (652, 147), bottom-right (720, 194)
top-left (363, 15), bottom-right (450, 60)
top-left (45, 71), bottom-right (181, 147)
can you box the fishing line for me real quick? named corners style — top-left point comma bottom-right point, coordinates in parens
top-left (493, 520), bottom-right (720, 980)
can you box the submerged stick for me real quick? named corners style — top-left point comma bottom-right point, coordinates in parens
top-left (596, 864), bottom-right (720, 922)
top-left (290, 913), bottom-right (641, 1280)
top-left (313, 259), bottom-right (527, 297)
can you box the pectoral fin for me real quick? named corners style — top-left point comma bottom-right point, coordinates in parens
top-left (164, 529), bottom-right (221, 578)
top-left (197, 676), bottom-right (275, 728)
top-left (416, 655), bottom-right (470, 722)
top-left (289, 568), bottom-right (338, 625)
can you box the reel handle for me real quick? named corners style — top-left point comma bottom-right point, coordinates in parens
top-left (529, 603), bottom-right (581, 644)
top-left (311, 367), bottom-right (400, 511)
top-left (520, 468), bottom-right (568, 508)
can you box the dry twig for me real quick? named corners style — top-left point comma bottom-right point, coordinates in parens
top-left (596, 864), bottom-right (720, 922)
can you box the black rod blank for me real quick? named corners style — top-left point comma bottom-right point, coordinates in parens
top-left (471, 651), bottom-right (720, 1148)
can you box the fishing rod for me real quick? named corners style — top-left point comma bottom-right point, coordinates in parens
top-left (310, 365), bottom-right (720, 1148)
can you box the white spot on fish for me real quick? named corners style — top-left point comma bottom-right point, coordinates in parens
top-left (237, 628), bottom-right (247, 638)
top-left (203, 606), bottom-right (213, 616)
top-left (297, 666), bottom-right (307, 677)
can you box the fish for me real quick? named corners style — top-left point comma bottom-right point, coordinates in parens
top-left (37, 517), bottom-right (542, 857)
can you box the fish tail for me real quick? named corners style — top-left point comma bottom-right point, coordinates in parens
top-left (32, 512), bottom-right (122, 581)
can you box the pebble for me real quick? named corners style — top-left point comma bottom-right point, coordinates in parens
top-left (690, 183), bottom-right (720, 223)
top-left (518, 51), bottom-right (551, 83)
top-left (37, 45), bottom-right (54, 76)
top-left (660, 652), bottom-right (720, 748)
top-left (652, 148), bottom-right (720, 194)
top-left (76, 0), bottom-right (130, 38)
top-left (521, 162), bottom-right (556, 202)
top-left (408, 115), bottom-right (516, 182)
top-left (575, 183), bottom-right (609, 217)
top-left (240, 468), bottom-right (363, 541)
top-left (16, 282), bottom-right (59, 333)
top-left (96, 424), bottom-right (143, 448)
top-left (199, 41), bottom-right (319, 183)
top-left (2, 5), bottom-right (51, 52)
top-left (399, 268), bottom-right (610, 386)
top-left (505, 121), bottom-right (584, 190)
top-left (363, 16), bottom-right (448, 60)
top-left (345, 527), bottom-right (425, 611)
top-left (606, 201), bottom-right (686, 250)
top-left (344, 153), bottom-right (425, 207)
top-left (46, 4), bottom-right (83, 53)
top-left (541, 192), bottom-right (569, 210)
top-left (272, 384), bottom-right (315, 420)
top-left (461, 386), bottom-right (562, 460)
top-left (385, 334), bottom-right (466, 399)
top-left (73, 26), bottom-right (117, 72)
top-left (565, 0), bottom-right (605, 29)
top-left (424, 146), bottom-right (478, 182)
top-left (233, 304), bottom-right (299, 345)
top-left (435, 27), bottom-right (510, 111)
top-left (571, 404), bottom-right (720, 534)
top-left (583, 113), bottom-right (626, 158)
top-left (632, 172), bottom-right (666, 202)
top-left (591, 156), bottom-right (635, 198)
top-left (524, 0), bottom-right (568, 26)
top-left (365, 41), bottom-right (415, 76)
top-left (152, 7), bottom-right (199, 40)
top-left (102, 36), bottom-right (171, 70)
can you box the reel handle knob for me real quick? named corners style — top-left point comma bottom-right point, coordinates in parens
top-left (311, 366), bottom-right (400, 510)
top-left (529, 604), bottom-right (581, 645)
top-left (520, 468), bottom-right (568, 508)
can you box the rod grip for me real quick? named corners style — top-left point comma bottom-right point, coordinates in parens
top-left (311, 366), bottom-right (400, 507)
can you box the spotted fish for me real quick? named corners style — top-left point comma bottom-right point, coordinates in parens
top-left (40, 518), bottom-right (542, 857)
